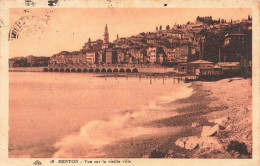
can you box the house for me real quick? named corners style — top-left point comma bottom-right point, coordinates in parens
top-left (147, 47), bottom-right (157, 63)
top-left (104, 50), bottom-right (113, 64)
top-left (165, 44), bottom-right (190, 63)
top-left (187, 60), bottom-right (214, 75)
top-left (95, 51), bottom-right (103, 64)
top-left (86, 51), bottom-right (96, 64)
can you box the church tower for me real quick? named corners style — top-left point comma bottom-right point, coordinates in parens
top-left (104, 24), bottom-right (109, 44)
top-left (88, 37), bottom-right (91, 47)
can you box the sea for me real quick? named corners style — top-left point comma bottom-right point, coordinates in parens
top-left (9, 72), bottom-right (193, 158)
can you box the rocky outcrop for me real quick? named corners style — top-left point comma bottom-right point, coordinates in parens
top-left (209, 117), bottom-right (230, 129)
top-left (175, 136), bottom-right (200, 150)
top-left (175, 136), bottom-right (222, 151)
top-left (201, 124), bottom-right (220, 137)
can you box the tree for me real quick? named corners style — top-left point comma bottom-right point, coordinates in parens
top-left (156, 26), bottom-right (158, 31)
top-left (187, 21), bottom-right (190, 24)
top-left (159, 25), bottom-right (162, 30)
top-left (166, 25), bottom-right (170, 30)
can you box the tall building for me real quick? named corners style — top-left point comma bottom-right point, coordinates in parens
top-left (104, 24), bottom-right (109, 44)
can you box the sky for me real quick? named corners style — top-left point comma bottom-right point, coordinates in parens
top-left (9, 8), bottom-right (251, 58)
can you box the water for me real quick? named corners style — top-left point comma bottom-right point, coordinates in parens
top-left (9, 72), bottom-right (193, 158)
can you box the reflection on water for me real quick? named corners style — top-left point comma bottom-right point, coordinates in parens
top-left (9, 72), bottom-right (192, 158)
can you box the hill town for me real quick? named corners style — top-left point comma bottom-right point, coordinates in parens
top-left (9, 15), bottom-right (252, 79)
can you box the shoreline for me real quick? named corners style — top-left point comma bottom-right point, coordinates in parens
top-left (99, 78), bottom-right (252, 158)
top-left (9, 76), bottom-right (252, 158)
top-left (97, 81), bottom-right (215, 158)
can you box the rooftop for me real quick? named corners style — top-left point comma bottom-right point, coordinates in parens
top-left (189, 60), bottom-right (214, 64)
top-left (217, 62), bottom-right (240, 67)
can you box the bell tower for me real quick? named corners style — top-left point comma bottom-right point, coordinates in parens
top-left (104, 24), bottom-right (109, 44)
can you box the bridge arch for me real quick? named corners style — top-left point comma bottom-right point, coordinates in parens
top-left (54, 68), bottom-right (59, 72)
top-left (113, 68), bottom-right (118, 72)
top-left (101, 68), bottom-right (106, 72)
top-left (126, 68), bottom-right (131, 73)
top-left (132, 68), bottom-right (138, 73)
top-left (77, 68), bottom-right (82, 72)
top-left (95, 68), bottom-right (100, 72)
top-left (83, 68), bottom-right (87, 72)
top-left (60, 68), bottom-right (64, 72)
top-left (49, 68), bottom-right (53, 72)
top-left (65, 68), bottom-right (70, 72)
top-left (107, 68), bottom-right (112, 72)
top-left (119, 68), bottom-right (125, 72)
top-left (71, 69), bottom-right (76, 72)
top-left (89, 68), bottom-right (94, 72)
top-left (44, 68), bottom-right (48, 72)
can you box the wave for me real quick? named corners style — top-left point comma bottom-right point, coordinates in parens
top-left (53, 83), bottom-right (193, 158)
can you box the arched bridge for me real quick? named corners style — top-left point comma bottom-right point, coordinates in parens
top-left (44, 66), bottom-right (139, 73)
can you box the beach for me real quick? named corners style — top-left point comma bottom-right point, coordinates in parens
top-left (69, 77), bottom-right (252, 159)
top-left (134, 77), bottom-right (252, 158)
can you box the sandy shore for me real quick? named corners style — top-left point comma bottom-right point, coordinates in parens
top-left (101, 77), bottom-right (252, 158)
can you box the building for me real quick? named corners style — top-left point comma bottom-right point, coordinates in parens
top-left (164, 44), bottom-right (191, 63)
top-left (95, 51), bottom-right (103, 64)
top-left (82, 38), bottom-right (103, 51)
top-left (50, 51), bottom-right (71, 66)
top-left (50, 50), bottom-right (96, 66)
top-left (116, 49), bottom-right (126, 64)
top-left (215, 62), bottom-right (241, 70)
top-left (85, 51), bottom-right (96, 64)
top-left (215, 62), bottom-right (242, 77)
top-left (124, 53), bottom-right (132, 64)
top-left (103, 49), bottom-right (117, 64)
top-left (126, 48), bottom-right (145, 64)
top-left (9, 56), bottom-right (50, 67)
top-left (104, 24), bottom-right (109, 44)
top-left (156, 53), bottom-right (164, 63)
top-left (187, 60), bottom-right (214, 75)
top-left (147, 47), bottom-right (157, 63)
top-left (93, 39), bottom-right (103, 51)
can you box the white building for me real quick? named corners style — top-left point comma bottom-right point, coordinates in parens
top-left (147, 47), bottom-right (157, 63)
top-left (85, 52), bottom-right (95, 64)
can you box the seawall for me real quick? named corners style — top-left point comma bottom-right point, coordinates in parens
top-left (9, 67), bottom-right (175, 73)
top-left (9, 67), bottom-right (45, 72)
